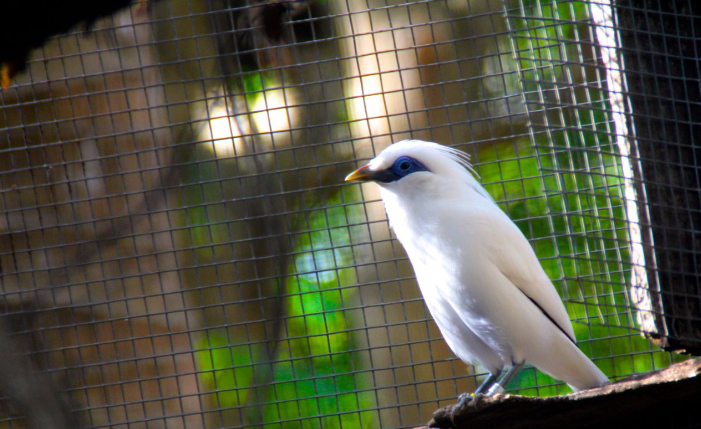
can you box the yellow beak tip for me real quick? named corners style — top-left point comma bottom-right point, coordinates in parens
top-left (345, 165), bottom-right (372, 182)
top-left (344, 173), bottom-right (362, 182)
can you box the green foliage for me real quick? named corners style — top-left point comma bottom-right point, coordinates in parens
top-left (496, 0), bottom-right (687, 396)
top-left (195, 332), bottom-right (260, 420)
top-left (194, 191), bottom-right (380, 428)
top-left (258, 198), bottom-right (378, 428)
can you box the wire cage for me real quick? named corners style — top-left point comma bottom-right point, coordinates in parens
top-left (0, 0), bottom-right (697, 428)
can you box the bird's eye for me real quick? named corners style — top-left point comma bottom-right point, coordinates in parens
top-left (399, 160), bottom-right (412, 171)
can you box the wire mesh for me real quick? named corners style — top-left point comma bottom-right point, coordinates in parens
top-left (0, 1), bottom-right (695, 428)
top-left (505, 0), bottom-right (701, 354)
top-left (611, 0), bottom-right (701, 353)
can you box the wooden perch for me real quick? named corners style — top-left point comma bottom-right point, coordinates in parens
top-left (424, 358), bottom-right (701, 429)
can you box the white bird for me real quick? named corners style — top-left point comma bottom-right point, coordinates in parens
top-left (345, 140), bottom-right (608, 402)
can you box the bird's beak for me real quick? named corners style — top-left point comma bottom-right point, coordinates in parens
top-left (345, 164), bottom-right (374, 182)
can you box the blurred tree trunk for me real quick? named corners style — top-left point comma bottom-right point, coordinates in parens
top-left (0, 3), bottom-right (200, 428)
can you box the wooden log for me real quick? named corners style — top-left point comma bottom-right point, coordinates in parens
top-left (422, 358), bottom-right (701, 429)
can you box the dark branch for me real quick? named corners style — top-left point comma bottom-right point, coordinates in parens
top-left (426, 358), bottom-right (701, 429)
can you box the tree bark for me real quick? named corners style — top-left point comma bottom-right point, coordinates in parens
top-left (422, 358), bottom-right (701, 429)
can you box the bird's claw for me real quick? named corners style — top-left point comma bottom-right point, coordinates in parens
top-left (466, 392), bottom-right (485, 409)
top-left (454, 392), bottom-right (471, 409)
top-left (451, 392), bottom-right (485, 423)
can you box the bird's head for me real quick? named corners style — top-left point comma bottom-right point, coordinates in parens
top-left (345, 140), bottom-right (491, 200)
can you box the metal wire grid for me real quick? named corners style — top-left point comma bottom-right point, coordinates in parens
top-left (611, 0), bottom-right (701, 352)
top-left (0, 1), bottom-right (691, 429)
top-left (505, 0), bottom-right (626, 321)
top-left (506, 0), bottom-right (701, 352)
top-left (500, 0), bottom-right (685, 388)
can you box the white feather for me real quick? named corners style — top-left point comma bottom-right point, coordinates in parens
top-left (366, 140), bottom-right (608, 391)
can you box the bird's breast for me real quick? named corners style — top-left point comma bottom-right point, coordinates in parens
top-left (381, 189), bottom-right (503, 309)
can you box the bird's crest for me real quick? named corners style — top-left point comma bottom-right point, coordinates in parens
top-left (383, 140), bottom-right (495, 202)
top-left (433, 144), bottom-right (480, 179)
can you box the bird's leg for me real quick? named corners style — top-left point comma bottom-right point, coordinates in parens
top-left (474, 371), bottom-right (501, 395)
top-left (485, 361), bottom-right (524, 396)
top-left (455, 370), bottom-right (501, 409)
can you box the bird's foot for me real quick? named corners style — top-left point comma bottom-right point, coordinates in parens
top-left (466, 392), bottom-right (485, 409)
top-left (454, 392), bottom-right (471, 410)
top-left (451, 392), bottom-right (485, 423)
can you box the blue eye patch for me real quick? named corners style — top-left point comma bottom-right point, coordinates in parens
top-left (373, 156), bottom-right (429, 183)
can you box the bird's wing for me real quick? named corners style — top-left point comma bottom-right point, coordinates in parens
top-left (483, 207), bottom-right (577, 343)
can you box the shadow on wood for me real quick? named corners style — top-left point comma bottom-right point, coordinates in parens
top-left (424, 358), bottom-right (701, 429)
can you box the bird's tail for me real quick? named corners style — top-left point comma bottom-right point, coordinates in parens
top-left (531, 332), bottom-right (609, 391)
top-left (565, 345), bottom-right (608, 391)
